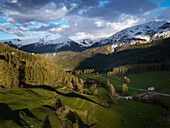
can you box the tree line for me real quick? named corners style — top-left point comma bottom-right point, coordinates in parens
top-left (71, 69), bottom-right (94, 75)
top-left (107, 62), bottom-right (170, 76)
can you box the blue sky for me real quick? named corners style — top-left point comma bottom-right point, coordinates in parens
top-left (0, 0), bottom-right (169, 41)
top-left (158, 0), bottom-right (170, 7)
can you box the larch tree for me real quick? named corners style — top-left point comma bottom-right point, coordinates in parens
top-left (124, 76), bottom-right (130, 84)
top-left (106, 80), bottom-right (110, 88)
top-left (122, 83), bottom-right (128, 95)
top-left (108, 84), bottom-right (115, 96)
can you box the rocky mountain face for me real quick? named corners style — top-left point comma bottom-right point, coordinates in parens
top-left (0, 21), bottom-right (169, 54)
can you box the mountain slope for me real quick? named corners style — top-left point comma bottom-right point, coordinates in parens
top-left (44, 38), bottom-right (170, 71)
top-left (20, 37), bottom-right (86, 54)
top-left (0, 42), bottom-right (83, 89)
top-left (1, 21), bottom-right (169, 54)
top-left (44, 44), bottom-right (114, 70)
top-left (91, 21), bottom-right (170, 48)
top-left (20, 38), bottom-right (84, 54)
top-left (77, 39), bottom-right (94, 47)
top-left (0, 38), bottom-right (40, 48)
top-left (76, 38), bottom-right (170, 71)
top-left (0, 37), bottom-right (86, 54)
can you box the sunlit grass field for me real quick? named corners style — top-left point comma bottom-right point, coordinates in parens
top-left (76, 71), bottom-right (170, 95)
top-left (0, 87), bottom-right (167, 128)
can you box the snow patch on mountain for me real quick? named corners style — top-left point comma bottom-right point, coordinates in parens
top-left (77, 39), bottom-right (94, 47)
top-left (54, 42), bottom-right (71, 50)
top-left (0, 21), bottom-right (169, 53)
top-left (41, 37), bottom-right (73, 45)
top-left (92, 21), bottom-right (170, 50)
top-left (0, 37), bottom-right (79, 50)
top-left (109, 21), bottom-right (169, 43)
top-left (0, 38), bottom-right (40, 48)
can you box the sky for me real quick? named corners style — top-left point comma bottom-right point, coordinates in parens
top-left (0, 0), bottom-right (170, 41)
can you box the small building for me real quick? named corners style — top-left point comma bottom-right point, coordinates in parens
top-left (124, 96), bottom-right (133, 100)
top-left (148, 87), bottom-right (155, 91)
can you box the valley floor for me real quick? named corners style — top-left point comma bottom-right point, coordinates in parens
top-left (0, 71), bottom-right (170, 128)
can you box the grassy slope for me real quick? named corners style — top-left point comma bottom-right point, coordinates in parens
top-left (58, 94), bottom-right (163, 128)
top-left (0, 88), bottom-right (164, 128)
top-left (127, 72), bottom-right (170, 93)
top-left (0, 88), bottom-right (63, 128)
top-left (76, 73), bottom-right (143, 95)
top-left (77, 71), bottom-right (170, 95)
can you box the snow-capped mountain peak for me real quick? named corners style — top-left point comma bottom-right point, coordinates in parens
top-left (93, 21), bottom-right (170, 48)
top-left (0, 21), bottom-right (169, 54)
top-left (0, 37), bottom-right (74, 47)
top-left (41, 37), bottom-right (73, 45)
top-left (77, 39), bottom-right (94, 47)
top-left (0, 38), bottom-right (40, 48)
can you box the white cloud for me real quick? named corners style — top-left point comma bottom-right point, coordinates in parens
top-left (0, 23), bottom-right (12, 27)
top-left (95, 21), bottom-right (104, 27)
top-left (6, 18), bottom-right (15, 22)
top-left (57, 15), bottom-right (140, 40)
top-left (10, 0), bottom-right (18, 3)
top-left (0, 0), bottom-right (169, 40)
top-left (49, 24), bottom-right (69, 33)
top-left (107, 18), bottom-right (139, 32)
top-left (75, 32), bottom-right (96, 40)
top-left (4, 2), bottom-right (69, 24)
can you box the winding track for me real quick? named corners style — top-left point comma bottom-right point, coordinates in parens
top-left (113, 84), bottom-right (170, 99)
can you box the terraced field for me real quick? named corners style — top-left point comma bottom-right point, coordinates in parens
top-left (0, 87), bottom-right (167, 128)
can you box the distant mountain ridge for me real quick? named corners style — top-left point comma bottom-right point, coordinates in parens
top-left (90, 21), bottom-right (170, 48)
top-left (20, 37), bottom-right (85, 53)
top-left (0, 21), bottom-right (170, 53)
top-left (1, 37), bottom-right (85, 53)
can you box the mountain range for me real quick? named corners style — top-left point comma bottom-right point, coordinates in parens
top-left (0, 21), bottom-right (170, 54)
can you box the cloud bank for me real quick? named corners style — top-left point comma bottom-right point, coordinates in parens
top-left (0, 0), bottom-right (169, 40)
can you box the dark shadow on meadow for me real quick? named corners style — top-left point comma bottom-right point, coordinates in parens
top-left (0, 103), bottom-right (37, 126)
top-left (22, 83), bottom-right (105, 108)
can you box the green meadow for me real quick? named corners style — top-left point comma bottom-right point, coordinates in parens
top-left (0, 86), bottom-right (168, 128)
top-left (76, 71), bottom-right (170, 95)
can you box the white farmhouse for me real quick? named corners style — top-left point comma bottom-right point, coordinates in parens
top-left (148, 87), bottom-right (155, 91)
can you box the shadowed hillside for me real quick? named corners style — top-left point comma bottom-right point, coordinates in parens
top-left (44, 45), bottom-right (113, 70)
top-left (76, 38), bottom-right (170, 71)
top-left (44, 38), bottom-right (170, 72)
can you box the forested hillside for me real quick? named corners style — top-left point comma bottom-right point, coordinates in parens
top-left (76, 38), bottom-right (170, 71)
top-left (44, 38), bottom-right (170, 73)
top-left (44, 44), bottom-right (113, 70)
top-left (0, 42), bottom-right (83, 89)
